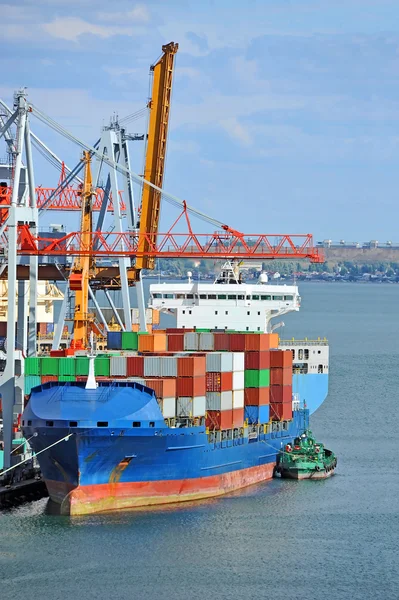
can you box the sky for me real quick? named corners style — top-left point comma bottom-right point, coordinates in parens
top-left (1, 0), bottom-right (399, 242)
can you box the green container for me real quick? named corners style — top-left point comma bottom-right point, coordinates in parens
top-left (75, 357), bottom-right (90, 376)
top-left (59, 357), bottom-right (76, 377)
top-left (95, 357), bottom-right (110, 377)
top-left (121, 332), bottom-right (138, 350)
top-left (195, 328), bottom-right (211, 333)
top-left (244, 369), bottom-right (270, 388)
top-left (58, 375), bottom-right (76, 382)
top-left (24, 375), bottom-right (41, 394)
top-left (41, 357), bottom-right (59, 376)
top-left (25, 357), bottom-right (41, 376)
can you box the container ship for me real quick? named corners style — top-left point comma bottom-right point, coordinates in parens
top-left (22, 266), bottom-right (329, 515)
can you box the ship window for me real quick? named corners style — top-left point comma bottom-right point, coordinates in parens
top-left (97, 421), bottom-right (108, 427)
top-left (215, 310), bottom-right (218, 315)
top-left (218, 294), bottom-right (226, 300)
top-left (187, 294), bottom-right (194, 299)
top-left (133, 421), bottom-right (141, 428)
top-left (257, 327), bottom-right (261, 331)
top-left (237, 295), bottom-right (244, 300)
top-left (247, 311), bottom-right (250, 315)
top-left (208, 294), bottom-right (216, 300)
top-left (228, 295), bottom-right (236, 300)
top-left (284, 295), bottom-right (293, 301)
top-left (46, 421), bottom-right (54, 427)
top-left (189, 310), bottom-right (192, 315)
top-left (273, 295), bottom-right (283, 301)
top-left (318, 365), bottom-right (324, 374)
top-left (298, 349), bottom-right (304, 360)
top-left (292, 349), bottom-right (296, 359)
top-left (304, 349), bottom-right (309, 359)
top-left (200, 294), bottom-right (207, 299)
top-left (164, 294), bottom-right (174, 299)
top-left (176, 294), bottom-right (185, 299)
top-left (225, 311), bottom-right (228, 315)
top-left (252, 295), bottom-right (259, 300)
top-left (22, 420), bottom-right (25, 426)
top-left (149, 421), bottom-right (155, 428)
top-left (28, 420), bottom-right (32, 426)
top-left (257, 311), bottom-right (260, 316)
top-left (318, 350), bottom-right (321, 354)
top-left (246, 327), bottom-right (249, 331)
top-left (69, 421), bottom-right (78, 427)
top-left (153, 293), bottom-right (162, 299)
top-left (261, 295), bottom-right (271, 301)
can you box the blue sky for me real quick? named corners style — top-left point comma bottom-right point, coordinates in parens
top-left (1, 0), bottom-right (399, 241)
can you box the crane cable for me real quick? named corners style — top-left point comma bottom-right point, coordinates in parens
top-left (30, 103), bottom-right (226, 230)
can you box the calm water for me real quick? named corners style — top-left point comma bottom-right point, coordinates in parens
top-left (1, 282), bottom-right (398, 600)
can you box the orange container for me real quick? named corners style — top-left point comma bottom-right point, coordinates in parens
top-left (206, 409), bottom-right (233, 431)
top-left (138, 333), bottom-right (167, 353)
top-left (270, 385), bottom-right (292, 404)
top-left (244, 333), bottom-right (279, 351)
top-left (270, 402), bottom-right (292, 421)
top-left (145, 377), bottom-right (176, 399)
top-left (270, 349), bottom-right (293, 368)
top-left (41, 376), bottom-right (58, 384)
top-left (206, 371), bottom-right (233, 392)
top-left (177, 375), bottom-right (206, 397)
top-left (232, 407), bottom-right (244, 428)
top-left (245, 351), bottom-right (270, 370)
top-left (244, 387), bottom-right (270, 406)
top-left (270, 367), bottom-right (292, 386)
top-left (177, 355), bottom-right (206, 377)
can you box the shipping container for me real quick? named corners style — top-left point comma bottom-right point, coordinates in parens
top-left (166, 328), bottom-right (194, 334)
top-left (107, 331), bottom-right (122, 350)
top-left (232, 389), bottom-right (244, 409)
top-left (244, 404), bottom-right (270, 424)
top-left (198, 332), bottom-right (214, 351)
top-left (232, 352), bottom-right (245, 372)
top-left (270, 402), bottom-right (292, 421)
top-left (39, 322), bottom-right (47, 335)
top-left (110, 356), bottom-right (127, 377)
top-left (228, 334), bottom-right (246, 352)
top-left (270, 367), bottom-right (292, 386)
top-left (121, 331), bottom-right (138, 351)
top-left (41, 376), bottom-right (58, 384)
top-left (244, 369), bottom-right (270, 388)
top-left (232, 370), bottom-right (244, 391)
top-left (59, 357), bottom-right (76, 377)
top-left (244, 387), bottom-right (270, 406)
top-left (270, 385), bottom-right (292, 404)
top-left (176, 397), bottom-right (192, 417)
top-left (160, 356), bottom-right (178, 378)
top-left (270, 349), bottom-right (293, 368)
top-left (145, 377), bottom-right (176, 399)
top-left (206, 352), bottom-right (233, 373)
top-left (25, 357), bottom-right (41, 376)
top-left (144, 356), bottom-right (161, 377)
top-left (138, 333), bottom-right (167, 353)
top-left (41, 357), bottom-right (59, 376)
top-left (167, 333), bottom-right (185, 352)
top-left (245, 351), bottom-right (270, 370)
top-left (58, 376), bottom-right (76, 382)
top-left (75, 357), bottom-right (90, 376)
top-left (24, 375), bottom-right (41, 394)
top-left (184, 332), bottom-right (199, 351)
top-left (46, 323), bottom-right (54, 334)
top-left (193, 396), bottom-right (206, 417)
top-left (206, 371), bottom-right (233, 393)
top-left (213, 333), bottom-right (230, 352)
top-left (95, 357), bottom-right (110, 377)
top-left (158, 397), bottom-right (176, 418)
top-left (127, 356), bottom-right (145, 377)
top-left (178, 355), bottom-right (206, 378)
top-left (244, 333), bottom-right (279, 351)
top-left (177, 376), bottom-right (206, 398)
top-left (232, 407), bottom-right (244, 428)
top-left (206, 409), bottom-right (233, 430)
top-left (206, 390), bottom-right (233, 411)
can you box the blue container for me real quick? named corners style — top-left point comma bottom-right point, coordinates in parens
top-left (46, 323), bottom-right (54, 334)
top-left (244, 404), bottom-right (270, 424)
top-left (107, 331), bottom-right (122, 350)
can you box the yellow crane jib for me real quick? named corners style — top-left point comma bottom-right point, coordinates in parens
top-left (135, 41), bottom-right (179, 276)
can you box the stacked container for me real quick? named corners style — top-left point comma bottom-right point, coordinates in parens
top-left (269, 349), bottom-right (293, 421)
top-left (176, 355), bottom-right (206, 418)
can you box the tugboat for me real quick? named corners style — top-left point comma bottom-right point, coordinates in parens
top-left (276, 430), bottom-right (337, 480)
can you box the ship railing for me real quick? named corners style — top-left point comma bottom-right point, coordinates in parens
top-left (279, 338), bottom-right (328, 346)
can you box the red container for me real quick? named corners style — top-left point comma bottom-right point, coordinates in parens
top-left (39, 322), bottom-right (47, 335)
top-left (206, 371), bottom-right (233, 392)
top-left (206, 409), bottom-right (233, 430)
top-left (244, 387), bottom-right (270, 406)
top-left (213, 333), bottom-right (230, 351)
top-left (166, 328), bottom-right (194, 334)
top-left (167, 334), bottom-right (185, 352)
top-left (127, 356), bottom-right (144, 377)
top-left (177, 375), bottom-right (206, 397)
top-left (0, 322), bottom-right (7, 336)
top-left (270, 402), bottom-right (293, 421)
top-left (270, 349), bottom-right (293, 368)
top-left (244, 351), bottom-right (271, 370)
top-left (145, 378), bottom-right (176, 399)
top-left (177, 355), bottom-right (206, 378)
top-left (270, 385), bottom-right (292, 404)
top-left (244, 333), bottom-right (279, 351)
top-left (50, 349), bottom-right (66, 357)
top-left (41, 376), bottom-right (58, 384)
top-left (232, 407), bottom-right (244, 428)
top-left (229, 334), bottom-right (246, 352)
top-left (270, 367), bottom-right (292, 386)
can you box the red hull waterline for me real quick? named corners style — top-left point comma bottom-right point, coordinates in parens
top-left (46, 463), bottom-right (276, 516)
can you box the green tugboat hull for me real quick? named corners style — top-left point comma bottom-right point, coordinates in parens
top-left (277, 429), bottom-right (337, 481)
top-left (280, 467), bottom-right (335, 480)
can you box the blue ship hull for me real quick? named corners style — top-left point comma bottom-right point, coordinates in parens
top-left (292, 373), bottom-right (328, 414)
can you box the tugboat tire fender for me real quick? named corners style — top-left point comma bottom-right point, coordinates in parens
top-left (315, 465), bottom-right (320, 472)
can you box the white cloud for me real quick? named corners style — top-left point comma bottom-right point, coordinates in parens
top-left (42, 17), bottom-right (133, 42)
top-left (220, 117), bottom-right (252, 146)
top-left (97, 4), bottom-right (150, 23)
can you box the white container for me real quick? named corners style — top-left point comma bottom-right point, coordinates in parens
top-left (206, 352), bottom-right (233, 373)
top-left (144, 356), bottom-right (161, 377)
top-left (159, 397), bottom-right (176, 418)
top-left (184, 332), bottom-right (199, 351)
top-left (126, 377), bottom-right (146, 385)
top-left (110, 356), bottom-right (127, 376)
top-left (232, 352), bottom-right (245, 372)
top-left (199, 333), bottom-right (214, 351)
top-left (177, 397), bottom-right (193, 416)
top-left (160, 356), bottom-right (178, 377)
top-left (206, 391), bottom-right (233, 411)
top-left (193, 396), bottom-right (206, 417)
top-left (232, 389), bottom-right (244, 409)
top-left (232, 371), bottom-right (244, 391)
